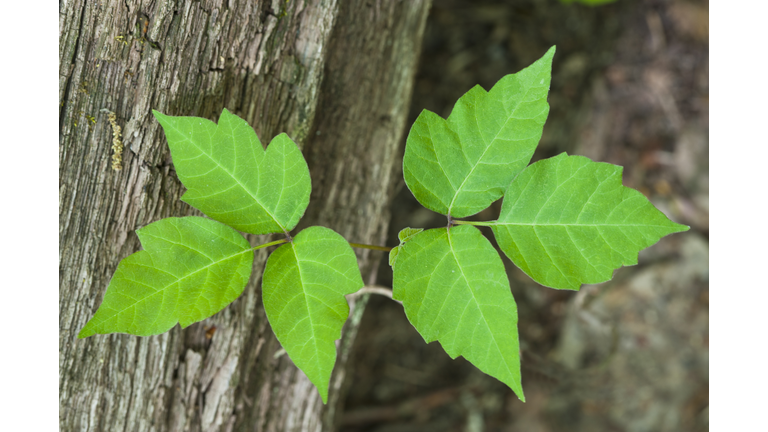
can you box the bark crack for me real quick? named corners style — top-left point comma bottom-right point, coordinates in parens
top-left (59, 1), bottom-right (87, 132)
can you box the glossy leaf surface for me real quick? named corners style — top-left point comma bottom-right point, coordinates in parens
top-left (79, 217), bottom-right (254, 338)
top-left (262, 226), bottom-right (364, 403)
top-left (392, 225), bottom-right (524, 400)
top-left (403, 47), bottom-right (555, 218)
top-left (153, 109), bottom-right (310, 235)
top-left (491, 153), bottom-right (689, 289)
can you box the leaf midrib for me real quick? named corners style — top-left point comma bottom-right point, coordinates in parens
top-left (446, 83), bottom-right (543, 215)
top-left (98, 247), bottom-right (252, 328)
top-left (446, 229), bottom-right (517, 387)
top-left (166, 119), bottom-right (286, 232)
top-left (494, 222), bottom-right (677, 227)
top-left (289, 242), bottom-right (323, 378)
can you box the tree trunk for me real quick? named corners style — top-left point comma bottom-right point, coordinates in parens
top-left (59, 1), bottom-right (430, 430)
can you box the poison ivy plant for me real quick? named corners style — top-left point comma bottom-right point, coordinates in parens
top-left (490, 153), bottom-right (687, 289)
top-left (78, 217), bottom-right (254, 338)
top-left (403, 46), bottom-right (554, 218)
top-left (153, 109), bottom-right (310, 235)
top-left (262, 226), bottom-right (363, 403)
top-left (392, 225), bottom-right (524, 400)
top-left (79, 46), bottom-right (688, 404)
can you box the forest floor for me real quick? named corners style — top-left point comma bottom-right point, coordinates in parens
top-left (340, 1), bottom-right (708, 431)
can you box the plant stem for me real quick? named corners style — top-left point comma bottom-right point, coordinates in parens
top-left (250, 238), bottom-right (289, 251)
top-left (452, 220), bottom-right (497, 227)
top-left (349, 242), bottom-right (393, 252)
top-left (346, 285), bottom-right (402, 304)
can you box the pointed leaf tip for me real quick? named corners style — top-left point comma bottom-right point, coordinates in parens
top-left (544, 45), bottom-right (556, 60)
top-left (78, 217), bottom-right (254, 338)
top-left (392, 225), bottom-right (525, 400)
top-left (403, 48), bottom-right (556, 218)
top-left (262, 226), bottom-right (364, 404)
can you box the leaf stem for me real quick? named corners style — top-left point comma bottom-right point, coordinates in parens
top-left (349, 242), bottom-right (393, 252)
top-left (346, 285), bottom-right (402, 304)
top-left (452, 220), bottom-right (498, 227)
top-left (250, 238), bottom-right (289, 251)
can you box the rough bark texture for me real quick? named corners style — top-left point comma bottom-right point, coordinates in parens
top-left (59, 1), bottom-right (431, 431)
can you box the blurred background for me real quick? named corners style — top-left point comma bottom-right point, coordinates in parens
top-left (340, 0), bottom-right (708, 431)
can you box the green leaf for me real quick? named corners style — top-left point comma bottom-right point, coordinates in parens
top-left (491, 153), bottom-right (689, 290)
top-left (79, 217), bottom-right (254, 338)
top-left (398, 227), bottom-right (425, 243)
top-left (392, 225), bottom-right (524, 401)
top-left (153, 109), bottom-right (311, 235)
top-left (403, 46), bottom-right (555, 218)
top-left (262, 226), bottom-right (364, 403)
top-left (389, 227), bottom-right (424, 267)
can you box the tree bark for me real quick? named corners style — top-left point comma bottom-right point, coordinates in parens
top-left (59, 1), bottom-right (430, 431)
